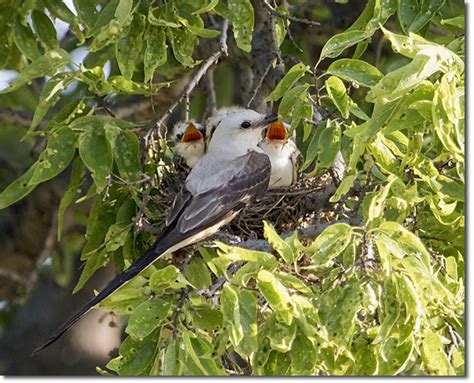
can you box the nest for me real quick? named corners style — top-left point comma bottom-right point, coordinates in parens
top-left (150, 159), bottom-right (337, 241)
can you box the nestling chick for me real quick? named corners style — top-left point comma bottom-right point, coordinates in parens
top-left (258, 121), bottom-right (302, 189)
top-left (171, 121), bottom-right (205, 168)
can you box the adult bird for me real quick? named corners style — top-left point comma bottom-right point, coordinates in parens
top-left (258, 121), bottom-right (302, 189)
top-left (171, 121), bottom-right (206, 168)
top-left (32, 108), bottom-right (277, 355)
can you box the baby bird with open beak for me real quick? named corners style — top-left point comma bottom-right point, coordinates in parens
top-left (258, 121), bottom-right (302, 189)
top-left (171, 121), bottom-right (206, 168)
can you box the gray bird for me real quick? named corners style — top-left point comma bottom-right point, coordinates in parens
top-left (32, 108), bottom-right (277, 354)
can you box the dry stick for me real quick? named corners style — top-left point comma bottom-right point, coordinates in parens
top-left (204, 69), bottom-right (217, 118)
top-left (268, 7), bottom-right (284, 66)
top-left (246, 61), bottom-right (273, 108)
top-left (261, 0), bottom-right (321, 27)
top-left (184, 93), bottom-right (190, 122)
top-left (145, 20), bottom-right (229, 144)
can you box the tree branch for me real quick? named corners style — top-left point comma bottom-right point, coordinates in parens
top-left (145, 20), bottom-right (229, 142)
top-left (261, 0), bottom-right (321, 27)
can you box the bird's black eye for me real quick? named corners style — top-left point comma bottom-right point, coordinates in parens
top-left (176, 133), bottom-right (183, 140)
top-left (240, 120), bottom-right (251, 129)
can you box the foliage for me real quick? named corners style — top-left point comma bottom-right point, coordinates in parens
top-left (0, 0), bottom-right (464, 377)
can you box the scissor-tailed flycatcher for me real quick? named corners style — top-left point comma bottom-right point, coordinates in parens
top-left (204, 106), bottom-right (241, 147)
top-left (172, 121), bottom-right (206, 168)
top-left (258, 121), bottom-right (302, 189)
top-left (33, 109), bottom-right (277, 355)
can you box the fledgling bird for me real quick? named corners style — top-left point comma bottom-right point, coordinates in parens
top-left (171, 121), bottom-right (206, 168)
top-left (258, 121), bottom-right (302, 189)
top-left (33, 108), bottom-right (277, 355)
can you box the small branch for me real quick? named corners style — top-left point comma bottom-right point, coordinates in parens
top-left (261, 0), bottom-right (320, 27)
top-left (184, 94), bottom-right (190, 122)
top-left (203, 69), bottom-right (217, 119)
top-left (145, 20), bottom-right (229, 142)
top-left (246, 61), bottom-right (273, 108)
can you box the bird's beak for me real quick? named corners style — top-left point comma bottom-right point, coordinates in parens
top-left (257, 114), bottom-right (279, 127)
top-left (266, 121), bottom-right (287, 141)
top-left (182, 122), bottom-right (203, 143)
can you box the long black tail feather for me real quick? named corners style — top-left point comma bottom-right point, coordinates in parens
top-left (31, 238), bottom-right (169, 356)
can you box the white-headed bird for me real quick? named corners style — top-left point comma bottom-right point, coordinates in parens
top-left (33, 108), bottom-right (278, 354)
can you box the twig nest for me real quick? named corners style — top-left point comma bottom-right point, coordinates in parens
top-left (149, 161), bottom-right (336, 240)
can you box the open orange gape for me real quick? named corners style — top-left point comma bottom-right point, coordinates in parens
top-left (182, 122), bottom-right (204, 143)
top-left (266, 121), bottom-right (287, 141)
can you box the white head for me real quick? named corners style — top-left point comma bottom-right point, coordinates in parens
top-left (204, 106), bottom-right (241, 146)
top-left (207, 108), bottom-right (278, 156)
top-left (171, 121), bottom-right (206, 168)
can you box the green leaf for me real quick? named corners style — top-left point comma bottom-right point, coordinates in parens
top-left (278, 85), bottom-right (309, 120)
top-left (182, 332), bottom-right (225, 375)
top-left (221, 285), bottom-right (249, 354)
top-left (304, 119), bottom-right (341, 175)
top-left (214, 242), bottom-right (277, 270)
top-left (327, 59), bottom-right (383, 87)
top-left (290, 335), bottom-right (317, 374)
top-left (322, 284), bottom-right (361, 347)
top-left (191, 305), bottom-right (223, 331)
top-left (377, 336), bottom-right (414, 375)
top-left (376, 221), bottom-right (431, 267)
top-left (31, 10), bottom-right (59, 50)
top-left (163, 341), bottom-right (178, 376)
top-left (185, 257), bottom-right (212, 289)
top-left (104, 220), bottom-right (131, 252)
top-left (318, 30), bottom-right (367, 62)
top-left (89, 0), bottom-right (134, 52)
top-left (266, 63), bottom-right (309, 102)
top-left (43, 0), bottom-right (77, 25)
top-left (367, 54), bottom-right (440, 104)
top-left (126, 298), bottom-right (171, 339)
top-left (216, 0), bottom-right (254, 52)
top-left (329, 174), bottom-right (357, 203)
top-left (106, 333), bottom-right (158, 375)
top-left (27, 73), bottom-right (75, 135)
top-left (13, 19), bottom-right (41, 61)
top-left (149, 265), bottom-right (184, 293)
top-left (78, 124), bottom-right (113, 192)
top-left (257, 270), bottom-right (296, 325)
top-left (104, 123), bottom-right (141, 182)
top-left (168, 27), bottom-right (197, 67)
top-left (116, 13), bottom-right (145, 80)
top-left (0, 49), bottom-right (71, 94)
top-left (441, 15), bottom-right (464, 30)
top-left (372, 278), bottom-right (400, 344)
top-left (144, 25), bottom-right (167, 82)
top-left (29, 126), bottom-right (76, 186)
top-left (305, 223), bottom-right (353, 265)
top-left (73, 248), bottom-right (110, 293)
top-left (57, 157), bottom-right (85, 241)
top-left (381, 27), bottom-right (464, 74)
top-left (421, 331), bottom-right (455, 375)
top-left (263, 221), bottom-right (297, 264)
top-left (0, 163), bottom-right (38, 209)
top-left (407, 0), bottom-right (446, 33)
top-left (73, 0), bottom-right (99, 28)
top-left (268, 318), bottom-right (297, 353)
top-left (325, 76), bottom-right (349, 118)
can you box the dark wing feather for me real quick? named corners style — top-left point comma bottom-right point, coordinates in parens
top-left (175, 151), bottom-right (271, 233)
